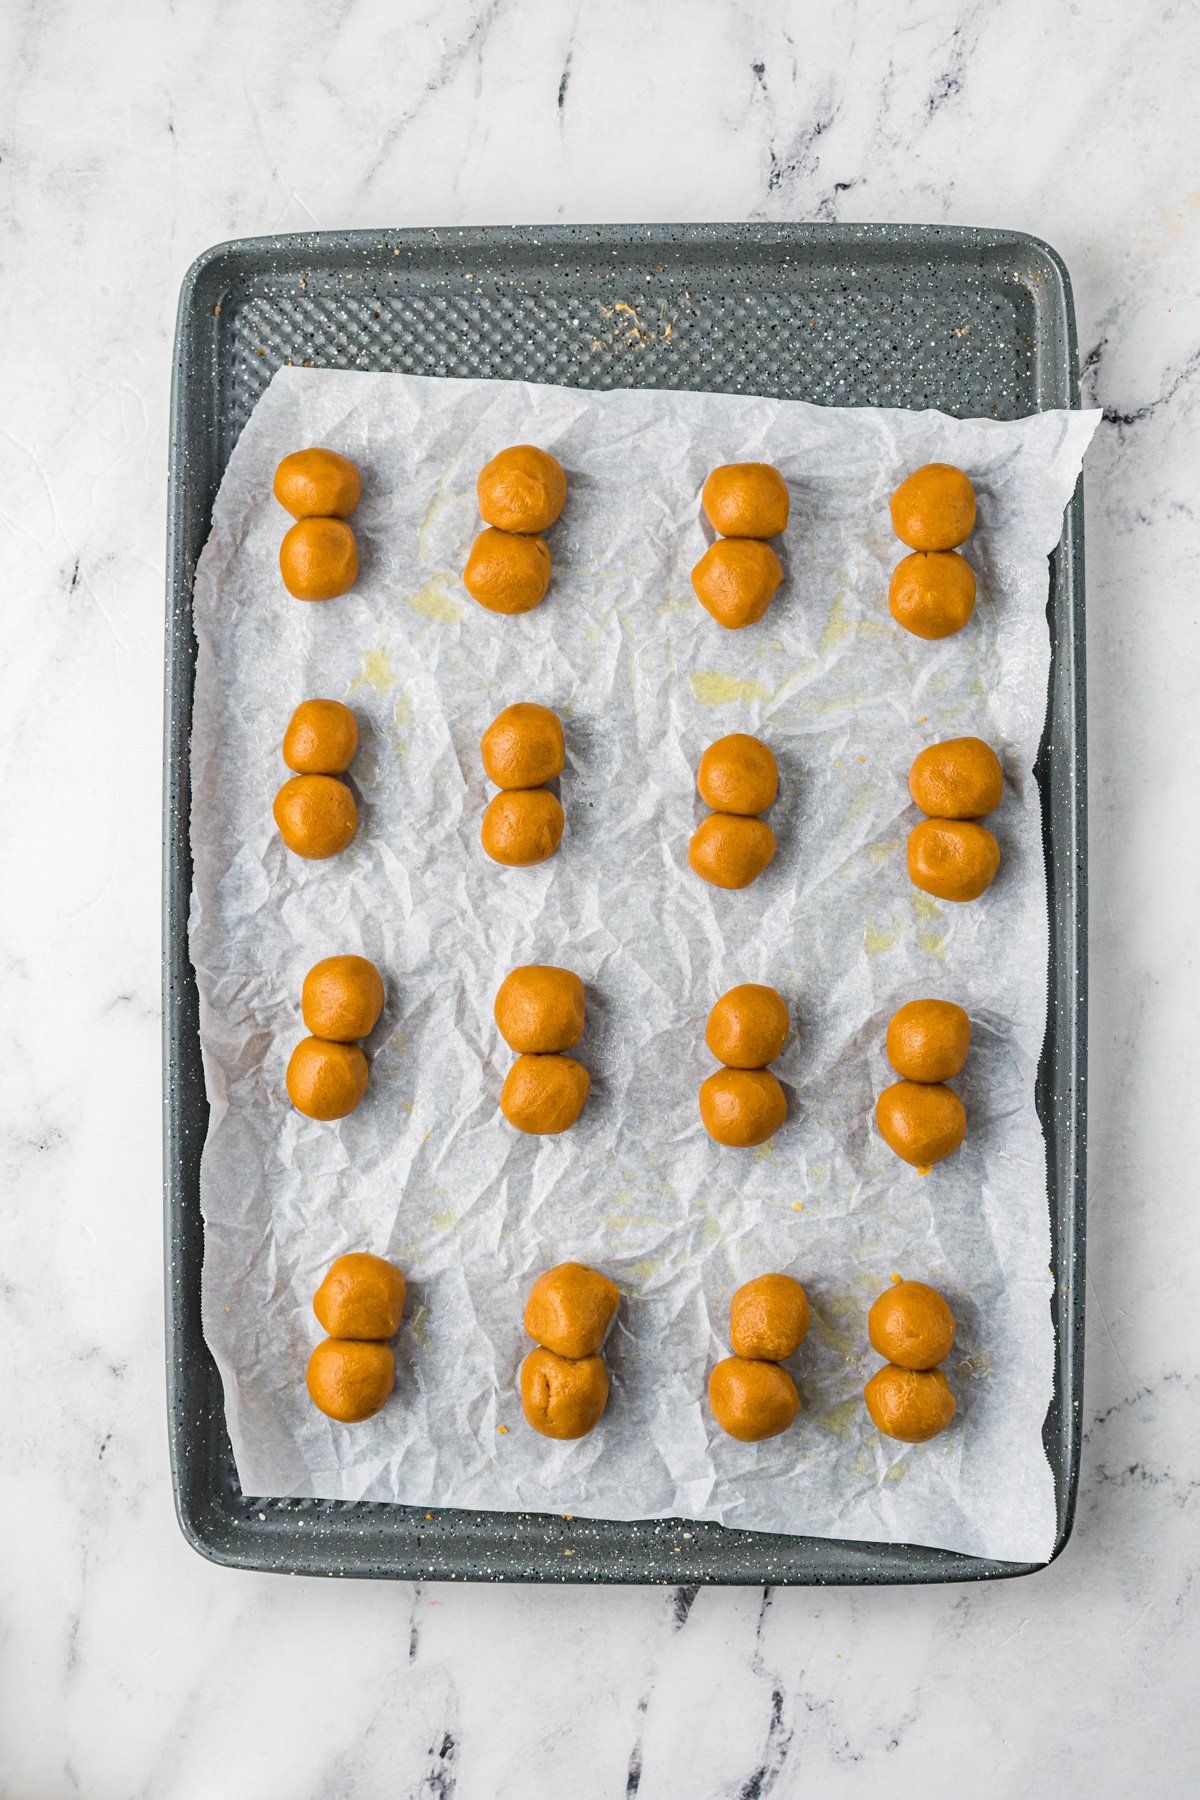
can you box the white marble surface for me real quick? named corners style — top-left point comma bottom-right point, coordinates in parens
top-left (2, 0), bottom-right (1197, 1792)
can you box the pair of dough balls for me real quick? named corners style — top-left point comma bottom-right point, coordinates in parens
top-left (864, 1280), bottom-right (957, 1442)
top-left (306, 1252), bottom-right (406, 1423)
top-left (688, 734), bottom-right (778, 890)
top-left (495, 965), bottom-right (590, 1135)
top-left (888, 463), bottom-right (977, 641)
top-left (907, 736), bottom-right (1002, 903)
top-left (700, 984), bottom-right (789, 1148)
top-left (519, 1262), bottom-right (618, 1439)
top-left (480, 702), bottom-right (565, 866)
top-left (708, 1274), bottom-right (809, 1442)
top-left (692, 463), bottom-right (790, 629)
top-left (464, 446), bottom-right (566, 615)
top-left (274, 698), bottom-right (360, 860)
top-left (286, 955), bottom-right (385, 1122)
top-left (876, 999), bottom-right (968, 1170)
top-left (275, 448), bottom-right (361, 602)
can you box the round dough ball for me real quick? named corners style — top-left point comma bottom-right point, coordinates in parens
top-left (691, 539), bottom-right (782, 630)
top-left (699, 1068), bottom-right (787, 1148)
top-left (279, 517), bottom-right (359, 601)
top-left (701, 463), bottom-right (790, 538)
top-left (889, 551), bottom-right (976, 639)
top-left (477, 445), bottom-right (567, 533)
top-left (889, 463), bottom-right (976, 551)
top-left (501, 1054), bottom-right (590, 1134)
top-left (286, 1037), bottom-right (369, 1121)
top-left (282, 699), bottom-right (359, 775)
top-left (302, 955), bottom-right (385, 1041)
top-left (273, 775), bottom-right (358, 859)
top-left (708, 1356), bottom-right (799, 1441)
top-left (520, 1346), bottom-right (609, 1439)
top-left (885, 999), bottom-right (970, 1083)
top-left (907, 818), bottom-right (1000, 902)
top-left (909, 737), bottom-right (1003, 820)
top-left (481, 702), bottom-right (565, 789)
top-left (463, 528), bottom-right (551, 614)
top-left (868, 1280), bottom-right (956, 1371)
top-left (481, 788), bottom-right (564, 866)
top-left (313, 1253), bottom-right (406, 1340)
top-left (875, 1080), bottom-right (965, 1169)
top-left (273, 447), bottom-right (361, 520)
top-left (524, 1262), bottom-right (619, 1359)
top-left (730, 1273), bottom-right (810, 1361)
top-left (864, 1364), bottom-right (956, 1442)
top-left (494, 965), bottom-right (585, 1054)
top-left (697, 733), bottom-right (778, 815)
top-left (688, 813), bottom-right (776, 890)
top-left (306, 1337), bottom-right (394, 1422)
top-left (705, 984), bottom-right (789, 1069)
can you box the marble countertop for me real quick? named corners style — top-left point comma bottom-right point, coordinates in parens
top-left (5, 0), bottom-right (1198, 1792)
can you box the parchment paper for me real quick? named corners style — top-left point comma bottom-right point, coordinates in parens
top-left (191, 367), bottom-right (1099, 1562)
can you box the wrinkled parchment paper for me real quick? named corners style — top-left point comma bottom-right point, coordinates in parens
top-left (191, 368), bottom-right (1099, 1561)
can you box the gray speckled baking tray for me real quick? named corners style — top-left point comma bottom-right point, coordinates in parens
top-left (164, 223), bottom-right (1086, 1583)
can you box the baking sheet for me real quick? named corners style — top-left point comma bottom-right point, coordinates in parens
top-left (190, 365), bottom-right (1098, 1563)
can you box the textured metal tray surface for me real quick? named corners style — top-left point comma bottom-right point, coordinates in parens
top-left (164, 223), bottom-right (1086, 1584)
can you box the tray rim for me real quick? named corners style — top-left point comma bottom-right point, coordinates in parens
top-left (164, 219), bottom-right (1086, 1585)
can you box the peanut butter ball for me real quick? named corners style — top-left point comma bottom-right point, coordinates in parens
top-left (876, 1080), bottom-right (966, 1169)
top-left (279, 517), bottom-right (359, 601)
top-left (702, 463), bottom-right (790, 538)
top-left (273, 775), bottom-right (358, 859)
top-left (699, 1068), bottom-right (787, 1147)
top-left (273, 447), bottom-right (361, 520)
top-left (306, 1337), bottom-right (394, 1422)
top-left (301, 955), bottom-right (385, 1042)
top-left (697, 733), bottom-right (778, 815)
top-left (520, 1346), bottom-right (609, 1439)
top-left (477, 445), bottom-right (567, 534)
top-left (864, 1364), bottom-right (956, 1442)
top-left (909, 737), bottom-right (1003, 820)
top-left (313, 1253), bottom-right (407, 1340)
top-left (501, 1054), bottom-right (590, 1134)
top-left (730, 1273), bottom-right (810, 1361)
top-left (480, 788), bottom-right (564, 865)
top-left (481, 702), bottom-right (565, 789)
top-left (282, 699), bottom-right (359, 775)
top-left (463, 528), bottom-right (551, 614)
top-left (888, 551), bottom-right (976, 639)
top-left (890, 463), bottom-right (976, 551)
top-left (907, 818), bottom-right (1000, 902)
top-left (494, 965), bottom-right (585, 1054)
top-left (708, 1356), bottom-right (799, 1441)
top-left (524, 1262), bottom-right (619, 1359)
top-left (688, 814), bottom-right (776, 890)
top-left (867, 1280), bottom-right (956, 1371)
top-left (705, 984), bottom-right (789, 1069)
top-left (691, 539), bottom-right (783, 629)
top-left (286, 1037), bottom-right (369, 1121)
top-left (885, 999), bottom-right (970, 1083)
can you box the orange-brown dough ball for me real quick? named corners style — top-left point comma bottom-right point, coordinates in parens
top-left (868, 1280), bottom-right (956, 1371)
top-left (313, 1253), bottom-right (407, 1340)
top-left (524, 1262), bottom-right (619, 1359)
top-left (876, 1080), bottom-right (965, 1169)
top-left (520, 1346), bottom-right (609, 1439)
top-left (890, 463), bottom-right (976, 552)
top-left (286, 1037), bottom-right (369, 1121)
top-left (273, 447), bottom-right (361, 520)
top-left (494, 965), bottom-right (585, 1054)
top-left (888, 551), bottom-right (976, 639)
top-left (501, 1054), bottom-right (590, 1134)
top-left (481, 788), bottom-right (564, 865)
top-left (691, 539), bottom-right (783, 629)
top-left (688, 814), bottom-right (776, 890)
top-left (907, 818), bottom-right (1000, 902)
top-left (864, 1365), bottom-right (956, 1442)
top-left (730, 1273), bottom-right (810, 1361)
top-left (885, 999), bottom-right (970, 1083)
top-left (705, 984), bottom-right (789, 1069)
top-left (481, 703), bottom-right (565, 789)
top-left (909, 737), bottom-right (1003, 820)
top-left (273, 775), bottom-right (358, 859)
top-left (279, 517), bottom-right (359, 601)
top-left (699, 1068), bottom-right (787, 1147)
top-left (708, 1356), bottom-right (799, 1441)
top-left (463, 528), bottom-right (551, 614)
top-left (477, 445), bottom-right (567, 534)
top-left (282, 699), bottom-right (359, 775)
top-left (306, 1337), bottom-right (394, 1422)
top-left (301, 955), bottom-right (385, 1042)
top-left (702, 463), bottom-right (790, 538)
top-left (697, 733), bottom-right (778, 815)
